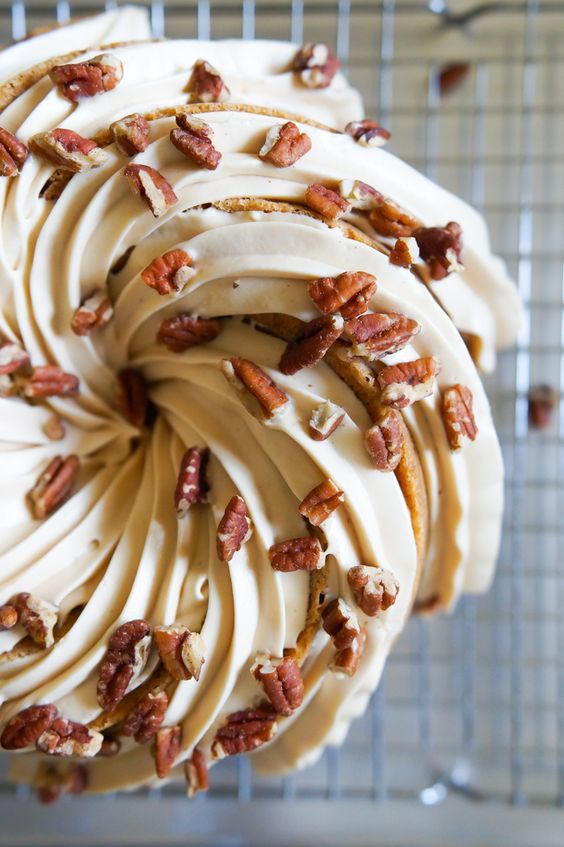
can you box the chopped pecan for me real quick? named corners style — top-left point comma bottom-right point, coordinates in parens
top-left (142, 249), bottom-right (194, 295)
top-left (279, 314), bottom-right (343, 375)
top-left (212, 707), bottom-right (277, 759)
top-left (154, 725), bottom-right (182, 778)
top-left (43, 415), bottom-right (66, 441)
top-left (216, 495), bottom-right (253, 562)
top-left (442, 384), bottom-right (478, 450)
top-left (369, 197), bottom-right (419, 238)
top-left (330, 628), bottom-right (366, 677)
top-left (50, 53), bottom-right (123, 101)
top-left (0, 604), bottom-right (18, 631)
top-left (259, 122), bottom-right (312, 168)
top-left (97, 619), bottom-right (152, 713)
top-left (121, 691), bottom-right (168, 743)
top-left (342, 312), bottom-right (421, 361)
top-left (116, 368), bottom-right (149, 428)
top-left (30, 128), bottom-right (107, 172)
top-left (339, 179), bottom-right (383, 210)
top-left (28, 455), bottom-right (80, 519)
top-left (170, 114), bottom-right (222, 170)
top-left (71, 289), bottom-right (113, 336)
top-left (174, 446), bottom-right (209, 516)
top-left (34, 762), bottom-right (87, 803)
top-left (413, 221), bottom-right (464, 280)
top-left (321, 598), bottom-right (360, 650)
top-left (22, 365), bottom-right (79, 399)
top-left (221, 357), bottom-right (289, 419)
top-left (185, 747), bottom-right (209, 798)
top-left (0, 341), bottom-right (30, 396)
top-left (378, 356), bottom-right (440, 408)
top-left (187, 59), bottom-right (230, 103)
top-left (309, 400), bottom-right (345, 441)
top-left (304, 184), bottom-right (351, 220)
top-left (39, 168), bottom-right (73, 201)
top-left (0, 127), bottom-right (29, 177)
top-left (347, 565), bottom-right (399, 616)
top-left (528, 383), bottom-right (556, 430)
top-left (345, 119), bottom-right (390, 147)
top-left (154, 625), bottom-right (206, 681)
top-left (269, 536), bottom-right (323, 573)
top-left (10, 593), bottom-right (58, 648)
top-left (123, 164), bottom-right (178, 218)
top-left (293, 42), bottom-right (340, 89)
top-left (251, 654), bottom-right (304, 716)
top-left (1, 704), bottom-right (58, 750)
top-left (66, 763), bottom-right (88, 794)
top-left (299, 479), bottom-right (344, 526)
top-left (308, 271), bottom-right (377, 319)
top-left (36, 718), bottom-right (103, 757)
top-left (364, 409), bottom-right (403, 471)
top-left (438, 62), bottom-right (470, 96)
top-left (157, 313), bottom-right (220, 352)
top-left (97, 736), bottom-right (121, 757)
top-left (110, 113), bottom-right (150, 156)
top-left (389, 236), bottom-right (420, 268)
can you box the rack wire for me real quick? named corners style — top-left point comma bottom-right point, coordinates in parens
top-left (1, 0), bottom-right (564, 835)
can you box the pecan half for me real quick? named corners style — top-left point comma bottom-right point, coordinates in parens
top-left (338, 179), bottom-right (383, 210)
top-left (347, 565), bottom-right (399, 616)
top-left (279, 314), bottom-right (344, 375)
top-left (71, 289), bottom-right (113, 336)
top-left (36, 718), bottom-right (103, 757)
top-left (22, 365), bottom-right (79, 399)
top-left (212, 707), bottom-right (277, 759)
top-left (28, 455), bottom-right (80, 519)
top-left (369, 197), bottom-right (419, 238)
top-left (259, 122), bottom-right (312, 168)
top-left (174, 446), bottom-right (209, 516)
top-left (528, 383), bottom-right (556, 430)
top-left (116, 368), bottom-right (149, 428)
top-left (304, 184), bottom-right (351, 220)
top-left (322, 598), bottom-right (360, 650)
top-left (299, 478), bottom-right (344, 526)
top-left (50, 53), bottom-right (123, 101)
top-left (364, 409), bottom-right (403, 471)
top-left (442, 384), bottom-right (478, 450)
top-left (330, 628), bottom-right (366, 677)
top-left (378, 356), bottom-right (440, 408)
top-left (345, 119), bottom-right (391, 147)
top-left (11, 593), bottom-right (58, 648)
top-left (342, 312), bottom-right (421, 361)
top-left (142, 249), bottom-right (195, 295)
top-left (308, 271), bottom-right (377, 319)
top-left (97, 620), bottom-right (152, 713)
top-left (123, 164), bottom-right (178, 218)
top-left (121, 691), bottom-right (168, 743)
top-left (185, 747), bottom-right (209, 798)
top-left (187, 59), bottom-right (230, 103)
top-left (30, 128), bottom-right (108, 172)
top-left (413, 221), bottom-right (464, 280)
top-left (154, 725), bottom-right (182, 778)
top-left (389, 236), bottom-right (420, 268)
top-left (221, 357), bottom-right (289, 419)
top-left (154, 625), bottom-right (206, 681)
top-left (216, 495), bottom-right (253, 562)
top-left (0, 127), bottom-right (29, 177)
top-left (309, 400), bottom-right (345, 441)
top-left (1, 704), bottom-right (58, 750)
top-left (269, 537), bottom-right (323, 573)
top-left (157, 313), bottom-right (220, 352)
top-left (251, 654), bottom-right (304, 716)
top-left (170, 114), bottom-right (222, 170)
top-left (0, 604), bottom-right (18, 631)
top-left (110, 113), bottom-right (150, 156)
top-left (293, 42), bottom-right (340, 89)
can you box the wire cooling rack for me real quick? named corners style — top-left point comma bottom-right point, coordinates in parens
top-left (1, 1), bottom-right (564, 844)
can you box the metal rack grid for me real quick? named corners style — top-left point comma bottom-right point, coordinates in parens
top-left (1, 0), bottom-right (564, 833)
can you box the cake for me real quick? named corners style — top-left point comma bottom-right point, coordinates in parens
top-left (0, 7), bottom-right (520, 800)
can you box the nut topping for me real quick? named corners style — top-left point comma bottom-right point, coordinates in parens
top-left (528, 383), bottom-right (556, 430)
top-left (304, 184), bottom-right (351, 220)
top-left (377, 356), bottom-right (441, 408)
top-left (170, 114), bottom-right (222, 170)
top-left (121, 691), bottom-right (168, 744)
top-left (157, 313), bottom-right (220, 352)
top-left (187, 59), bottom-right (230, 103)
top-left (309, 400), bottom-right (345, 441)
top-left (347, 565), bottom-right (399, 616)
top-left (389, 236), bottom-right (420, 268)
top-left (293, 43), bottom-right (340, 89)
top-left (0, 341), bottom-right (31, 395)
top-left (330, 628), bottom-right (366, 677)
top-left (321, 598), bottom-right (360, 650)
top-left (221, 357), bottom-right (289, 420)
top-left (22, 365), bottom-right (79, 400)
top-left (97, 619), bottom-right (152, 713)
top-left (50, 53), bottom-right (123, 101)
top-left (154, 625), bottom-right (206, 681)
top-left (308, 271), bottom-right (377, 319)
top-left (123, 164), bottom-right (178, 218)
top-left (141, 249), bottom-right (195, 296)
top-left (338, 179), bottom-right (383, 210)
top-left (279, 314), bottom-right (344, 375)
top-left (11, 593), bottom-right (58, 648)
top-left (110, 113), bottom-right (150, 156)
top-left (0, 604), bottom-right (18, 631)
top-left (28, 455), bottom-right (80, 519)
top-left (413, 221), bottom-right (464, 280)
top-left (39, 168), bottom-right (73, 201)
top-left (251, 655), bottom-right (304, 716)
top-left (1, 704), bottom-right (58, 750)
top-left (0, 127), bottom-right (29, 177)
top-left (216, 495), bottom-right (253, 562)
top-left (268, 536), bottom-right (323, 573)
top-left (212, 707), bottom-right (277, 759)
top-left (71, 289), bottom-right (113, 336)
top-left (259, 122), bottom-right (312, 168)
top-left (299, 478), bottom-right (344, 526)
top-left (34, 762), bottom-right (87, 804)
top-left (342, 312), bottom-right (421, 361)
top-left (30, 129), bottom-right (108, 172)
top-left (345, 119), bottom-right (391, 147)
top-left (154, 725), bottom-right (182, 778)
top-left (442, 384), bottom-right (478, 450)
top-left (185, 748), bottom-right (209, 798)
top-left (174, 446), bottom-right (209, 516)
top-left (36, 718), bottom-right (103, 757)
top-left (438, 62), bottom-right (471, 96)
top-left (364, 409), bottom-right (403, 471)
top-left (369, 197), bottom-right (419, 239)
top-left (116, 368), bottom-right (149, 428)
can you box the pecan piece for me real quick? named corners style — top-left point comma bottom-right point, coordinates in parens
top-left (154, 725), bottom-right (182, 778)
top-left (347, 565), bottom-right (399, 616)
top-left (342, 312), bottom-right (421, 361)
top-left (438, 62), bottom-right (470, 96)
top-left (34, 762), bottom-right (88, 804)
top-left (174, 446), bottom-right (209, 516)
top-left (1, 704), bottom-right (58, 750)
top-left (279, 314), bottom-right (343, 375)
top-left (170, 114), bottom-right (222, 170)
top-left (251, 654), bottom-right (304, 716)
top-left (154, 625), bottom-right (206, 681)
top-left (36, 718), bottom-right (103, 757)
top-left (221, 357), bottom-right (289, 419)
top-left (185, 747), bottom-right (209, 798)
top-left (39, 168), bottom-right (73, 201)
top-left (269, 536), bottom-right (323, 573)
top-left (442, 384), bottom-right (478, 450)
top-left (389, 236), bottom-right (420, 268)
top-left (110, 113), bottom-right (150, 156)
top-left (369, 197), bottom-right (419, 238)
top-left (187, 59), bottom-right (230, 103)
top-left (304, 184), bottom-right (351, 220)
top-left (330, 628), bottom-right (366, 677)
top-left (157, 313), bottom-right (220, 352)
top-left (259, 121), bottom-right (312, 168)
top-left (0, 340), bottom-right (30, 394)
top-left (364, 409), bottom-right (403, 471)
top-left (528, 383), bottom-right (556, 430)
top-left (212, 707), bottom-right (277, 759)
top-left (413, 221), bottom-right (464, 280)
top-left (71, 289), bottom-right (113, 336)
top-left (50, 53), bottom-right (123, 101)
top-left (121, 691), bottom-right (168, 743)
top-left (345, 119), bottom-right (391, 147)
top-left (116, 368), bottom-right (149, 428)
top-left (0, 604), bottom-right (18, 631)
top-left (377, 356), bottom-right (440, 408)
top-left (299, 478), bottom-right (344, 526)
top-left (22, 365), bottom-right (79, 399)
top-left (28, 455), bottom-right (80, 519)
top-left (97, 619), bottom-right (152, 713)
top-left (216, 495), bottom-right (253, 562)
top-left (322, 598), bottom-right (360, 650)
top-left (0, 127), bottom-right (29, 177)
top-left (141, 249), bottom-right (195, 296)
top-left (293, 42), bottom-right (340, 89)
top-left (339, 179), bottom-right (383, 210)
top-left (309, 400), bottom-right (345, 441)
top-left (308, 271), bottom-right (377, 319)
top-left (124, 164), bottom-right (178, 218)
top-left (11, 593), bottom-right (58, 648)
top-left (30, 128), bottom-right (108, 172)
